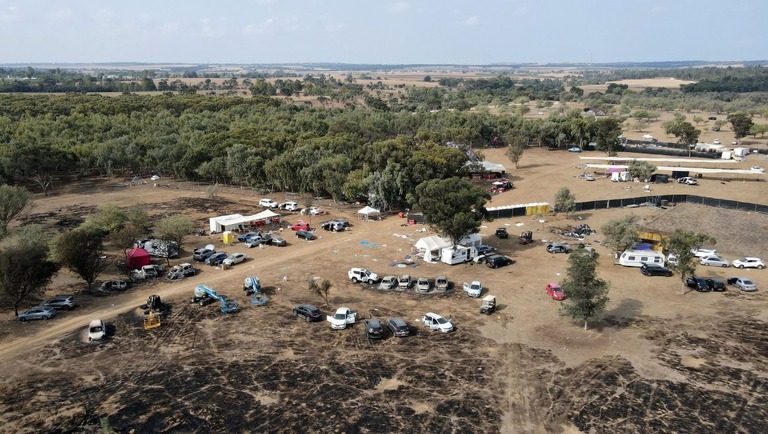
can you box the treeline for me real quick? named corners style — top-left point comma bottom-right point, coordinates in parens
top-left (0, 94), bottom-right (622, 208)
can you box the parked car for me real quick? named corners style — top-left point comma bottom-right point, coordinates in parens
top-left (205, 252), bottom-right (229, 266)
top-left (705, 278), bottom-right (726, 292)
top-left (223, 253), bottom-right (247, 266)
top-left (640, 264), bottom-right (673, 277)
top-left (584, 174), bottom-right (595, 181)
top-left (364, 318), bottom-right (385, 340)
top-left (463, 281), bottom-right (483, 297)
top-left (265, 236), bottom-right (287, 247)
top-left (290, 220), bottom-right (311, 231)
top-left (416, 277), bottom-right (431, 293)
top-left (387, 317), bottom-right (410, 337)
top-left (485, 254), bottom-right (512, 268)
top-left (296, 230), bottom-right (317, 241)
top-left (348, 267), bottom-right (379, 284)
top-left (732, 257), bottom-right (765, 269)
top-left (88, 319), bottom-right (106, 342)
top-left (327, 307), bottom-right (357, 330)
top-left (244, 237), bottom-right (263, 248)
top-left (677, 177), bottom-right (698, 185)
top-left (237, 232), bottom-right (260, 242)
top-left (423, 312), bottom-right (454, 333)
top-left (435, 276), bottom-right (450, 291)
top-left (99, 280), bottom-right (129, 292)
top-left (378, 276), bottom-right (397, 290)
top-left (18, 306), bottom-right (57, 322)
top-left (278, 201), bottom-right (299, 211)
top-left (40, 295), bottom-right (77, 311)
top-left (691, 248), bottom-right (717, 258)
top-left (700, 256), bottom-right (729, 268)
top-left (567, 147), bottom-right (582, 153)
top-left (168, 263), bottom-right (196, 279)
top-left (321, 220), bottom-right (345, 232)
top-left (293, 304), bottom-right (322, 322)
top-left (476, 245), bottom-right (494, 255)
top-left (495, 228), bottom-right (509, 239)
top-left (398, 275), bottom-right (412, 290)
top-left (259, 198), bottom-right (278, 208)
top-left (546, 243), bottom-right (572, 254)
top-left (686, 276), bottom-right (712, 292)
top-left (729, 277), bottom-right (757, 292)
top-left (193, 248), bottom-right (216, 261)
top-left (545, 283), bottom-right (565, 300)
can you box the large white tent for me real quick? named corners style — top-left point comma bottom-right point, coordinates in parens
top-left (209, 210), bottom-right (280, 232)
top-left (357, 205), bottom-right (381, 221)
top-left (414, 235), bottom-right (452, 262)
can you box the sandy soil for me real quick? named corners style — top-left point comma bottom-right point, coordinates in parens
top-left (0, 148), bottom-right (767, 433)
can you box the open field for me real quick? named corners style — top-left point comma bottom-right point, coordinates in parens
top-left (0, 148), bottom-right (767, 432)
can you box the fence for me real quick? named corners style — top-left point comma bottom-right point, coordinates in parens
top-left (575, 194), bottom-right (768, 214)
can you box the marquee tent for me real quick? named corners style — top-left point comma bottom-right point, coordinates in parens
top-left (357, 206), bottom-right (381, 221)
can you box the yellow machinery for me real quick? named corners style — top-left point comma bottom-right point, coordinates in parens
top-left (143, 310), bottom-right (161, 330)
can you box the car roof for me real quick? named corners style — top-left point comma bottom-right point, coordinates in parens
top-left (366, 318), bottom-right (381, 326)
top-left (388, 317), bottom-right (407, 325)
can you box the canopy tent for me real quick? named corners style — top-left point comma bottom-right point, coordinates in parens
top-left (126, 248), bottom-right (151, 270)
top-left (209, 210), bottom-right (280, 232)
top-left (414, 235), bottom-right (453, 262)
top-left (357, 206), bottom-right (381, 221)
top-left (458, 233), bottom-right (483, 247)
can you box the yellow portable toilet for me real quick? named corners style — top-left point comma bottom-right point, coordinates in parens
top-left (222, 231), bottom-right (234, 245)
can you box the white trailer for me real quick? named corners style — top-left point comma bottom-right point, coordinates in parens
top-left (441, 245), bottom-right (478, 265)
top-left (618, 250), bottom-right (666, 267)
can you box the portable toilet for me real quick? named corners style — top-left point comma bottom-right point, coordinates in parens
top-left (222, 231), bottom-right (234, 245)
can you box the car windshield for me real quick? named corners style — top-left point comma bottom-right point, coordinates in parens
top-left (742, 280), bottom-right (754, 285)
top-left (436, 317), bottom-right (448, 324)
top-left (334, 313), bottom-right (346, 320)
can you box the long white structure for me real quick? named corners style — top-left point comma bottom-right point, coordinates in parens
top-left (584, 164), bottom-right (765, 177)
top-left (579, 156), bottom-right (737, 164)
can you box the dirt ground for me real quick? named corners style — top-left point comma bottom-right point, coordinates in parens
top-left (0, 148), bottom-right (767, 433)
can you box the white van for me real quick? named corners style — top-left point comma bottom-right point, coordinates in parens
top-left (618, 250), bottom-right (666, 267)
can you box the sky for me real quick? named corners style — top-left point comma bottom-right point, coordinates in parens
top-left (1, 0), bottom-right (766, 65)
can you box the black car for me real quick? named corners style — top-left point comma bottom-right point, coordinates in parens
top-left (387, 317), bottom-right (410, 337)
top-left (296, 230), bottom-right (317, 240)
top-left (485, 254), bottom-right (512, 269)
top-left (364, 318), bottom-right (385, 340)
top-left (686, 276), bottom-right (711, 292)
top-left (705, 278), bottom-right (726, 292)
top-left (640, 264), bottom-right (673, 277)
top-left (476, 245), bottom-right (495, 255)
top-left (293, 304), bottom-right (322, 322)
top-left (495, 228), bottom-right (509, 239)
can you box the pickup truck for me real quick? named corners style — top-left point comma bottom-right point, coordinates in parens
top-left (463, 280), bottom-right (483, 297)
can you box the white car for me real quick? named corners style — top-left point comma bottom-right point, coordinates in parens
top-left (732, 257), bottom-right (765, 269)
top-left (259, 198), bottom-right (278, 208)
top-left (327, 307), bottom-right (357, 330)
top-left (463, 281), bottom-right (483, 297)
top-left (677, 177), bottom-right (698, 185)
top-left (700, 255), bottom-right (729, 268)
top-left (223, 253), bottom-right (247, 266)
top-left (348, 267), bottom-right (379, 284)
top-left (88, 319), bottom-right (106, 342)
top-left (416, 277), bottom-right (431, 293)
top-left (378, 276), bottom-right (397, 290)
top-left (691, 248), bottom-right (717, 258)
top-left (280, 201), bottom-right (299, 211)
top-left (423, 312), bottom-right (454, 333)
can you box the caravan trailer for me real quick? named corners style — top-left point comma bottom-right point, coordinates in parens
top-left (441, 245), bottom-right (478, 265)
top-left (618, 250), bottom-right (667, 267)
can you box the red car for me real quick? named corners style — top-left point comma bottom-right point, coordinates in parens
top-left (290, 220), bottom-right (310, 231)
top-left (545, 283), bottom-right (565, 301)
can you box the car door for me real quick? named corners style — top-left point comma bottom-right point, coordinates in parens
top-left (346, 310), bottom-right (357, 324)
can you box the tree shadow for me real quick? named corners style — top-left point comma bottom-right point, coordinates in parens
top-left (597, 298), bottom-right (644, 330)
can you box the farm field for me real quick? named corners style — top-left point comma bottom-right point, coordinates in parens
top-left (0, 148), bottom-right (767, 433)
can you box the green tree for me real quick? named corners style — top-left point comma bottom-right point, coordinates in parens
top-left (308, 278), bottom-right (332, 307)
top-left (670, 121), bottom-right (700, 155)
top-left (0, 227), bottom-right (58, 316)
top-left (664, 229), bottom-right (716, 294)
top-left (84, 204), bottom-right (127, 234)
top-left (600, 215), bottom-right (640, 253)
top-left (554, 186), bottom-right (576, 216)
top-left (559, 253), bottom-right (610, 330)
top-left (154, 214), bottom-right (196, 253)
top-left (750, 123), bottom-right (768, 138)
top-left (627, 160), bottom-right (657, 181)
top-left (692, 115), bottom-right (704, 125)
top-left (727, 112), bottom-right (754, 139)
top-left (592, 117), bottom-right (623, 156)
top-left (0, 185), bottom-right (32, 238)
top-left (51, 227), bottom-right (108, 293)
top-left (411, 177), bottom-right (491, 246)
top-left (504, 136), bottom-right (526, 169)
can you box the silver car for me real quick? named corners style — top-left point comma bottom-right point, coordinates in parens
top-left (18, 307), bottom-right (57, 322)
top-left (700, 256), bottom-right (728, 268)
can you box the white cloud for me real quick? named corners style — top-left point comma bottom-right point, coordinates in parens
top-left (464, 15), bottom-right (479, 26)
top-left (48, 8), bottom-right (72, 21)
top-left (513, 6), bottom-right (529, 16)
top-left (0, 6), bottom-right (20, 24)
top-left (95, 9), bottom-right (114, 27)
top-left (200, 18), bottom-right (228, 38)
top-left (325, 22), bottom-right (345, 32)
top-left (392, 2), bottom-right (411, 13)
top-left (650, 6), bottom-right (667, 13)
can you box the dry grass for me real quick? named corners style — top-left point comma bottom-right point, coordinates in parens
top-left (643, 203), bottom-right (768, 259)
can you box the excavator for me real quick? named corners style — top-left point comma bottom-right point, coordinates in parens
top-left (191, 285), bottom-right (239, 313)
top-left (243, 276), bottom-right (267, 305)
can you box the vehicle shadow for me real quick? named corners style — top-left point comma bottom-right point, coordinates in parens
top-left (597, 298), bottom-right (643, 330)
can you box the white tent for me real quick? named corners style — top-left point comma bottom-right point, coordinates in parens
top-left (209, 210), bottom-right (280, 232)
top-left (209, 214), bottom-right (244, 233)
top-left (458, 233), bottom-right (483, 247)
top-left (415, 235), bottom-right (452, 262)
top-left (357, 206), bottom-right (381, 221)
